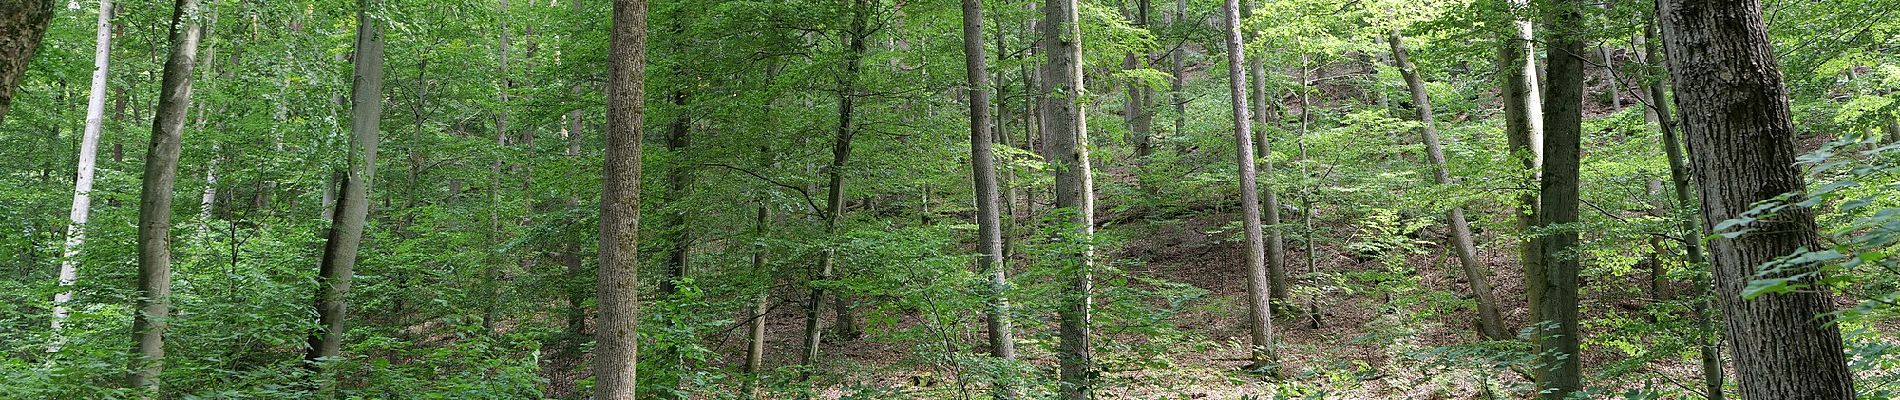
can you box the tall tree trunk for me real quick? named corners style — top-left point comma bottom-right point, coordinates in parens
top-left (661, 88), bottom-right (691, 295)
top-left (743, 145), bottom-right (772, 396)
top-left (1220, 0), bottom-right (1278, 369)
top-left (1641, 18), bottom-right (1723, 400)
top-left (1533, 0), bottom-right (1587, 395)
top-left (1045, 0), bottom-right (1096, 397)
top-left (0, 0), bottom-right (54, 124)
top-left (1125, 0), bottom-right (1154, 160)
top-left (1241, 0), bottom-right (1289, 305)
top-left (306, 0), bottom-right (384, 370)
top-left (52, 0), bottom-right (115, 343)
top-left (1658, 0), bottom-right (1857, 396)
top-left (1387, 31), bottom-right (1509, 340)
top-left (800, 0), bottom-right (870, 375)
top-left (594, 0), bottom-right (649, 398)
top-left (130, 0), bottom-right (204, 392)
top-left (959, 2), bottom-right (1019, 398)
top-left (1168, 0), bottom-right (1187, 146)
top-left (1498, 0), bottom-right (1544, 317)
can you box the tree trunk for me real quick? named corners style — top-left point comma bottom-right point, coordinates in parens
top-left (1125, 0), bottom-right (1155, 160)
top-left (1241, 0), bottom-right (1289, 305)
top-left (52, 0), bottom-right (114, 343)
top-left (1045, 0), bottom-right (1096, 397)
top-left (1221, 0), bottom-right (1279, 368)
top-left (1641, 17), bottom-right (1724, 400)
top-left (661, 88), bottom-right (691, 295)
top-left (130, 0), bottom-right (204, 392)
top-left (593, 0), bottom-right (648, 398)
top-left (1168, 0), bottom-right (1187, 146)
top-left (1387, 30), bottom-right (1509, 340)
top-left (1497, 0), bottom-right (1544, 318)
top-left (0, 0), bottom-right (54, 125)
top-left (1534, 0), bottom-right (1587, 396)
top-left (1658, 0), bottom-right (1857, 396)
top-left (306, 0), bottom-right (384, 371)
top-left (800, 0), bottom-right (869, 375)
top-left (958, 1), bottom-right (1019, 398)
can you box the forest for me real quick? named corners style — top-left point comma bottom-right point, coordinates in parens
top-left (0, 0), bottom-right (1897, 398)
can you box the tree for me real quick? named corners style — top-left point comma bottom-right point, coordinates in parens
top-left (1044, 0), bottom-right (1096, 397)
top-left (958, 0), bottom-right (1018, 398)
top-left (1639, 17), bottom-right (1722, 400)
top-left (51, 0), bottom-right (115, 342)
top-left (0, 0), bottom-right (54, 124)
top-left (1496, 0), bottom-right (1543, 315)
top-left (130, 0), bottom-right (205, 392)
top-left (800, 0), bottom-right (872, 374)
top-left (1533, 0), bottom-right (1587, 395)
top-left (1658, 0), bottom-right (1857, 396)
top-left (594, 0), bottom-right (649, 398)
top-left (1242, 0), bottom-right (1289, 304)
top-left (1386, 30), bottom-right (1508, 340)
top-left (1220, 0), bottom-right (1278, 369)
top-left (306, 0), bottom-right (386, 367)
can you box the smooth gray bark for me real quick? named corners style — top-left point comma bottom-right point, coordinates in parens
top-left (307, 0), bottom-right (384, 371)
top-left (52, 0), bottom-right (113, 341)
top-left (959, 1), bottom-right (1019, 399)
top-left (1046, 0), bottom-right (1096, 397)
top-left (1221, 0), bottom-right (1278, 369)
top-left (1387, 30), bottom-right (1509, 341)
top-left (130, 0), bottom-right (204, 393)
top-left (1498, 0), bottom-right (1544, 317)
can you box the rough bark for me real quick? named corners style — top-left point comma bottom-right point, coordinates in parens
top-left (130, 0), bottom-right (204, 392)
top-left (1221, 0), bottom-right (1278, 368)
top-left (1658, 0), bottom-right (1857, 396)
top-left (959, 1), bottom-right (1019, 398)
top-left (1533, 0), bottom-right (1587, 395)
top-left (1387, 30), bottom-right (1509, 341)
top-left (52, 0), bottom-right (114, 341)
top-left (1045, 0), bottom-right (1096, 397)
top-left (593, 0), bottom-right (648, 398)
top-left (306, 0), bottom-right (384, 369)
top-left (0, 0), bottom-right (54, 124)
top-left (1498, 0), bottom-right (1544, 317)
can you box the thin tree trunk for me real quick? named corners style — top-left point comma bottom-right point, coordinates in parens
top-left (130, 0), bottom-right (204, 393)
top-left (661, 88), bottom-right (691, 295)
top-left (1658, 0), bottom-right (1857, 396)
top-left (800, 0), bottom-right (869, 376)
top-left (1125, 0), bottom-right (1154, 160)
top-left (1498, 0), bottom-right (1544, 318)
top-left (593, 1), bottom-right (649, 398)
top-left (1387, 30), bottom-right (1509, 340)
top-left (1641, 18), bottom-right (1723, 400)
top-left (306, 0), bottom-right (384, 372)
top-left (1241, 0), bottom-right (1289, 305)
top-left (1168, 0), bottom-right (1187, 145)
top-left (52, 0), bottom-right (114, 343)
top-left (0, 0), bottom-right (55, 124)
top-left (1045, 0), bottom-right (1096, 397)
top-left (1534, 0), bottom-right (1587, 395)
top-left (959, 2), bottom-right (1019, 397)
top-left (1220, 0), bottom-right (1278, 369)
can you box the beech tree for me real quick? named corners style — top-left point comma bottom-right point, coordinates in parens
top-left (130, 0), bottom-right (205, 392)
top-left (958, 0), bottom-right (1019, 398)
top-left (1045, 0), bottom-right (1096, 397)
top-left (1533, 0), bottom-right (1588, 395)
top-left (306, 0), bottom-right (385, 369)
top-left (1219, 0), bottom-right (1277, 368)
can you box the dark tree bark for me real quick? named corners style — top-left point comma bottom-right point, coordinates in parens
top-left (306, 0), bottom-right (385, 369)
top-left (1387, 30), bottom-right (1509, 340)
top-left (801, 0), bottom-right (870, 375)
top-left (130, 0), bottom-right (204, 393)
top-left (1659, 0), bottom-right (1857, 396)
top-left (1533, 0), bottom-right (1587, 395)
top-left (0, 0), bottom-right (54, 125)
top-left (594, 0), bottom-right (648, 398)
top-left (1641, 17), bottom-right (1724, 400)
top-left (1241, 0), bottom-right (1289, 305)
